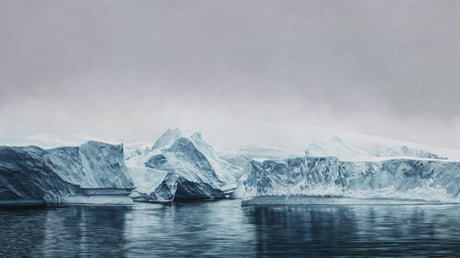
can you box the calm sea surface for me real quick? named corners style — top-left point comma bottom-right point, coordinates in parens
top-left (1, 199), bottom-right (460, 257)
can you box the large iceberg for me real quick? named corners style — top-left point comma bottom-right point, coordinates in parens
top-left (125, 128), bottom-right (243, 202)
top-left (242, 155), bottom-right (460, 205)
top-left (0, 141), bottom-right (134, 205)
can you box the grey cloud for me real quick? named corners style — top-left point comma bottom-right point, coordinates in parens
top-left (0, 0), bottom-right (459, 148)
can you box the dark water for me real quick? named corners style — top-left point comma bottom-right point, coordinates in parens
top-left (1, 200), bottom-right (460, 257)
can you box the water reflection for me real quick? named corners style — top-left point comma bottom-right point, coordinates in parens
top-left (1, 201), bottom-right (460, 257)
top-left (244, 206), bottom-right (359, 256)
top-left (0, 208), bottom-right (48, 257)
top-left (123, 201), bottom-right (256, 257)
top-left (244, 204), bottom-right (460, 256)
top-left (42, 206), bottom-right (130, 257)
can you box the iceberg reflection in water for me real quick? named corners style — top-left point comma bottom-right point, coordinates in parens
top-left (1, 200), bottom-right (460, 257)
top-left (244, 204), bottom-right (460, 256)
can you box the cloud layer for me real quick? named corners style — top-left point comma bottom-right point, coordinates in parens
top-left (0, 0), bottom-right (459, 148)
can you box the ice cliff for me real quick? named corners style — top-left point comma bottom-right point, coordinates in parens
top-left (0, 141), bottom-right (133, 204)
top-left (237, 134), bottom-right (459, 204)
top-left (125, 128), bottom-right (243, 202)
top-left (242, 155), bottom-right (460, 205)
top-left (218, 145), bottom-right (301, 199)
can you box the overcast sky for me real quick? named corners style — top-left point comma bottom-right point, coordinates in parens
top-left (0, 0), bottom-right (459, 149)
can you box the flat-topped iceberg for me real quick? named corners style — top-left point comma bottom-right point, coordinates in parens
top-left (242, 156), bottom-right (460, 205)
top-left (126, 128), bottom-right (243, 202)
top-left (0, 141), bottom-right (134, 205)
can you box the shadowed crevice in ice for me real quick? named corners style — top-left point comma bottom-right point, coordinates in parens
top-left (140, 173), bottom-right (226, 202)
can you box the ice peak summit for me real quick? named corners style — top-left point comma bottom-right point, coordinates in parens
top-left (152, 128), bottom-right (194, 150)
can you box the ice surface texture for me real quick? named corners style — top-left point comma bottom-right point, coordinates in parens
top-left (242, 156), bottom-right (460, 203)
top-left (0, 141), bottom-right (133, 203)
top-left (126, 128), bottom-right (243, 202)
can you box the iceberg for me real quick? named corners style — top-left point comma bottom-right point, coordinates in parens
top-left (125, 128), bottom-right (243, 202)
top-left (0, 141), bottom-right (134, 205)
top-left (242, 155), bottom-right (460, 205)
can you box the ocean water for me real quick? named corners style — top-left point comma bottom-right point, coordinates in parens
top-left (1, 199), bottom-right (460, 257)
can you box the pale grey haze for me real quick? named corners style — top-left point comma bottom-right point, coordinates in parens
top-left (0, 0), bottom-right (459, 149)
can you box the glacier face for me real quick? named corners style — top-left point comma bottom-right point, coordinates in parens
top-left (242, 156), bottom-right (460, 204)
top-left (218, 145), bottom-right (301, 199)
top-left (2, 127), bottom-right (458, 205)
top-left (46, 141), bottom-right (133, 189)
top-left (0, 141), bottom-right (134, 204)
top-left (0, 145), bottom-right (79, 203)
top-left (125, 128), bottom-right (243, 202)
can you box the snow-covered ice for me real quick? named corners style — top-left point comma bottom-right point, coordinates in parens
top-left (0, 141), bottom-right (134, 204)
top-left (125, 128), bottom-right (243, 202)
top-left (242, 155), bottom-right (460, 204)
